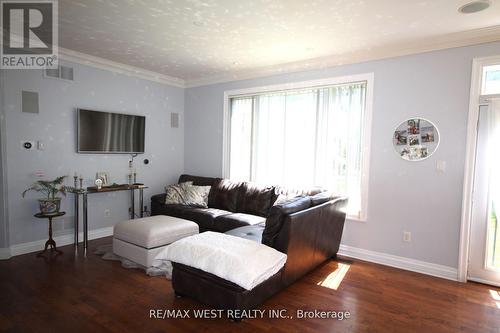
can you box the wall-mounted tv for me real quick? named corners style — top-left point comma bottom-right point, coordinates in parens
top-left (77, 109), bottom-right (145, 154)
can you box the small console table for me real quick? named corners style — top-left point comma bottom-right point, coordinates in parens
top-left (71, 184), bottom-right (148, 254)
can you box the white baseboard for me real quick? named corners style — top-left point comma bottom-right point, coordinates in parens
top-left (2, 229), bottom-right (459, 282)
top-left (338, 244), bottom-right (458, 281)
top-left (8, 227), bottom-right (114, 258)
top-left (0, 247), bottom-right (11, 260)
top-left (467, 277), bottom-right (500, 288)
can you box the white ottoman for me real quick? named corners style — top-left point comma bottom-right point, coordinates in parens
top-left (113, 215), bottom-right (199, 267)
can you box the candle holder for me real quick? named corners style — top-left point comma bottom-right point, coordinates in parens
top-left (133, 172), bottom-right (137, 184)
top-left (128, 173), bottom-right (132, 185)
top-left (73, 175), bottom-right (78, 188)
top-left (79, 176), bottom-right (83, 189)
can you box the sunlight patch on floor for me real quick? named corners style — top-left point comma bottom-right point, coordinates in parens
top-left (489, 289), bottom-right (500, 309)
top-left (317, 263), bottom-right (350, 290)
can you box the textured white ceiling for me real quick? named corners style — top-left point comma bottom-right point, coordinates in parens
top-left (59, 0), bottom-right (500, 82)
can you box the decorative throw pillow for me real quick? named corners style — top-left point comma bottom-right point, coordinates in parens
top-left (180, 184), bottom-right (211, 208)
top-left (165, 181), bottom-right (193, 205)
top-left (165, 182), bottom-right (211, 208)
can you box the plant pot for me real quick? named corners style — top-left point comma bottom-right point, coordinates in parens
top-left (38, 198), bottom-right (61, 215)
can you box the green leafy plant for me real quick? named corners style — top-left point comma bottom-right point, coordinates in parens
top-left (22, 176), bottom-right (68, 200)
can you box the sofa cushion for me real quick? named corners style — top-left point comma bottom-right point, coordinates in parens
top-left (262, 196), bottom-right (312, 247)
top-left (214, 213), bottom-right (266, 233)
top-left (180, 208), bottom-right (233, 230)
top-left (239, 183), bottom-right (278, 217)
top-left (158, 204), bottom-right (231, 230)
top-left (310, 191), bottom-right (336, 206)
top-left (211, 179), bottom-right (243, 212)
top-left (225, 225), bottom-right (264, 243)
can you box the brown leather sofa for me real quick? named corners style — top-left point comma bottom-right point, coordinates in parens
top-left (151, 174), bottom-right (328, 232)
top-left (151, 174), bottom-right (348, 319)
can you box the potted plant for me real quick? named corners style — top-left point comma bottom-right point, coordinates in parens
top-left (22, 176), bottom-right (68, 214)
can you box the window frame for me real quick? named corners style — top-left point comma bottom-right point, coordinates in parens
top-left (222, 73), bottom-right (374, 221)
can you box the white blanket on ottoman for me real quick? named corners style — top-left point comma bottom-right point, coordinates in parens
top-left (152, 231), bottom-right (287, 290)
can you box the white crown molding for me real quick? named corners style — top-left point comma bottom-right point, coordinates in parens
top-left (7, 226), bottom-right (113, 258)
top-left (338, 244), bottom-right (458, 281)
top-left (58, 47), bottom-right (185, 88)
top-left (185, 25), bottom-right (500, 88)
top-left (49, 25), bottom-right (500, 89)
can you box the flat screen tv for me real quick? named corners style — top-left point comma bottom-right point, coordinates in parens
top-left (77, 109), bottom-right (145, 154)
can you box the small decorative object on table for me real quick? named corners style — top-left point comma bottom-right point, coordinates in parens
top-left (34, 211), bottom-right (65, 257)
top-left (96, 172), bottom-right (109, 186)
top-left (22, 176), bottom-right (68, 214)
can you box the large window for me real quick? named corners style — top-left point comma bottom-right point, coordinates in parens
top-left (223, 74), bottom-right (373, 219)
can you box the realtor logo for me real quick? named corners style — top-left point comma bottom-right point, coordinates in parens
top-left (1, 0), bottom-right (58, 69)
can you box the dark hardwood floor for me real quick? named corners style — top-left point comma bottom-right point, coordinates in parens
top-left (1, 237), bottom-right (499, 333)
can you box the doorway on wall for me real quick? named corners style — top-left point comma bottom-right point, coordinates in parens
top-left (464, 60), bottom-right (500, 287)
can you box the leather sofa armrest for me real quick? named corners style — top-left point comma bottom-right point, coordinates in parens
top-left (262, 196), bottom-right (312, 247)
top-left (151, 193), bottom-right (166, 204)
top-left (274, 197), bottom-right (348, 286)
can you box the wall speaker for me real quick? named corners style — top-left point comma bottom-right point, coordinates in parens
top-left (171, 113), bottom-right (179, 128)
top-left (44, 65), bottom-right (74, 81)
top-left (22, 91), bottom-right (39, 114)
top-left (60, 66), bottom-right (74, 80)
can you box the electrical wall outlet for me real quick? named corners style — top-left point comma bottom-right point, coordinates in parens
top-left (403, 231), bottom-right (412, 242)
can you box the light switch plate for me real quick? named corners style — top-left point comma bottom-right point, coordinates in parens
top-left (437, 160), bottom-right (446, 173)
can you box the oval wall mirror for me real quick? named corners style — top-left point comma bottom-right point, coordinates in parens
top-left (393, 118), bottom-right (440, 161)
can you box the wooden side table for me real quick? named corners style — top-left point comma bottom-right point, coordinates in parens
top-left (34, 211), bottom-right (65, 257)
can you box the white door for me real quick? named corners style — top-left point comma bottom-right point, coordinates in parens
top-left (468, 100), bottom-right (500, 286)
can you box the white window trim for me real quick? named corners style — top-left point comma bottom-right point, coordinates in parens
top-left (458, 54), bottom-right (500, 283)
top-left (222, 73), bottom-right (374, 222)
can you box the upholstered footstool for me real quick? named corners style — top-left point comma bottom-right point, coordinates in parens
top-left (113, 215), bottom-right (199, 267)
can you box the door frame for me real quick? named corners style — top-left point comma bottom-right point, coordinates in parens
top-left (458, 55), bottom-right (500, 282)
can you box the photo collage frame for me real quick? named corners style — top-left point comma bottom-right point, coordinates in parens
top-left (393, 118), bottom-right (439, 161)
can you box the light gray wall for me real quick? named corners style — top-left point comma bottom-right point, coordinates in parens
top-left (2, 61), bottom-right (184, 245)
top-left (185, 41), bottom-right (500, 269)
top-left (0, 69), bottom-right (8, 249)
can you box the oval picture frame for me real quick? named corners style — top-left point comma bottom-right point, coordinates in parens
top-left (393, 118), bottom-right (440, 161)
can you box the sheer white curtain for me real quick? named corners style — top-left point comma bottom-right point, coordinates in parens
top-left (487, 99), bottom-right (500, 266)
top-left (229, 98), bottom-right (253, 181)
top-left (315, 84), bottom-right (366, 215)
top-left (229, 83), bottom-right (367, 216)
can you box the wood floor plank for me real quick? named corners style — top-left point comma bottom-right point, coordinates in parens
top-left (0, 237), bottom-right (499, 333)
